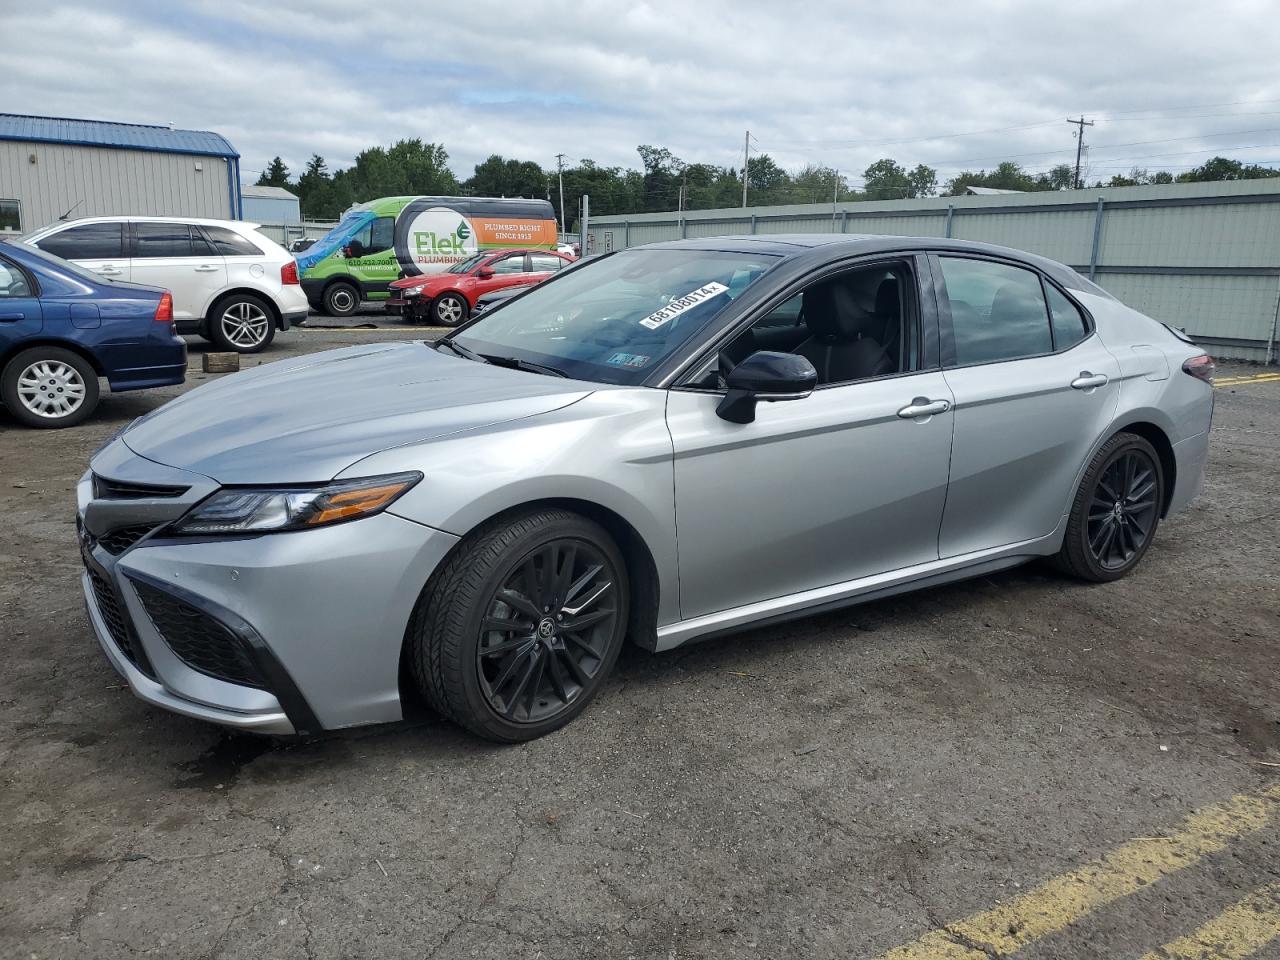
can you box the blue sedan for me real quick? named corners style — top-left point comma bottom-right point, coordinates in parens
top-left (0, 240), bottom-right (186, 428)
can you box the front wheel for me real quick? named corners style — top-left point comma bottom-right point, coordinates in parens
top-left (323, 282), bottom-right (360, 317)
top-left (432, 292), bottom-right (469, 327)
top-left (409, 509), bottom-right (629, 741)
top-left (1, 346), bottom-right (100, 428)
top-left (210, 294), bottom-right (276, 353)
top-left (1055, 432), bottom-right (1164, 582)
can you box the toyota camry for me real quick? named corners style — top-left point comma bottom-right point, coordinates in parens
top-left (77, 235), bottom-right (1214, 741)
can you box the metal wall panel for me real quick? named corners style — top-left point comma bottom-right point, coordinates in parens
top-left (0, 140), bottom-right (232, 230)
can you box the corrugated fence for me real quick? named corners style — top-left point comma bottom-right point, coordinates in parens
top-left (585, 179), bottom-right (1280, 362)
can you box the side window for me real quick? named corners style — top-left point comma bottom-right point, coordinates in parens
top-left (490, 254), bottom-right (527, 275)
top-left (368, 217), bottom-right (394, 255)
top-left (133, 222), bottom-right (194, 258)
top-left (0, 259), bottom-right (32, 297)
top-left (697, 261), bottom-right (915, 389)
top-left (36, 222), bottom-right (124, 260)
top-left (202, 226), bottom-right (262, 257)
top-left (0, 199), bottom-right (21, 233)
top-left (529, 253), bottom-right (563, 273)
top-left (938, 257), bottom-right (1053, 365)
top-left (1046, 283), bottom-right (1089, 350)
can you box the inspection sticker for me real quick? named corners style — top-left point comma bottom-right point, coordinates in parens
top-left (638, 282), bottom-right (729, 330)
top-left (607, 352), bottom-right (652, 368)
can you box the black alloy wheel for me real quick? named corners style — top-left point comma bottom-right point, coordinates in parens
top-left (408, 509), bottom-right (629, 741)
top-left (1086, 448), bottom-right (1160, 571)
top-left (476, 538), bottom-right (618, 723)
top-left (1055, 431), bottom-right (1163, 582)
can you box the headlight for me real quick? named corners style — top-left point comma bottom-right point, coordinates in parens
top-left (402, 288), bottom-right (422, 298)
top-left (172, 472), bottom-right (422, 535)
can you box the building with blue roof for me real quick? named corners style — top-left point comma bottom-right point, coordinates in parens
top-left (0, 113), bottom-right (242, 233)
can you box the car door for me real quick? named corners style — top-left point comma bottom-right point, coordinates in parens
top-left (0, 253), bottom-right (43, 351)
top-left (527, 252), bottom-right (566, 285)
top-left (31, 221), bottom-right (129, 282)
top-left (932, 253), bottom-right (1121, 558)
top-left (473, 253), bottom-right (530, 298)
top-left (664, 256), bottom-right (955, 620)
top-left (128, 222), bottom-right (227, 324)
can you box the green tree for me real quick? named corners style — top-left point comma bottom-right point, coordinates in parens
top-left (907, 164), bottom-right (938, 198)
top-left (863, 159), bottom-right (911, 200)
top-left (256, 156), bottom-right (290, 188)
top-left (465, 155), bottom-right (548, 198)
top-left (1177, 156), bottom-right (1280, 182)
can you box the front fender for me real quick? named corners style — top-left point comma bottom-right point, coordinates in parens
top-left (347, 389), bottom-right (681, 627)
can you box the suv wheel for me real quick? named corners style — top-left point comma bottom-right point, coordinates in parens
top-left (210, 294), bottom-right (276, 354)
top-left (409, 509), bottom-right (629, 741)
top-left (1, 346), bottom-right (100, 428)
top-left (323, 282), bottom-right (360, 317)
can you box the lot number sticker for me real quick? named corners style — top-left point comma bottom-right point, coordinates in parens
top-left (639, 282), bottom-right (729, 330)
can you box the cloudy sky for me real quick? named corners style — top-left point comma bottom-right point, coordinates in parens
top-left (5, 0), bottom-right (1280, 189)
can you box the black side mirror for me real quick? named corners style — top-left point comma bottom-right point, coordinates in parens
top-left (716, 350), bottom-right (818, 424)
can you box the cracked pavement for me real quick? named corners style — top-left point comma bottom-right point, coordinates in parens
top-left (2, 331), bottom-right (1277, 959)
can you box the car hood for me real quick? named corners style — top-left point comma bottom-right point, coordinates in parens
top-left (119, 341), bottom-right (593, 484)
top-left (390, 274), bottom-right (457, 292)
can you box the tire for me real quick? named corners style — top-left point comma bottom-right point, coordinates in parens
top-left (1, 346), bottom-right (100, 429)
top-left (323, 282), bottom-right (360, 317)
top-left (431, 292), bottom-right (469, 327)
top-left (408, 509), bottom-right (630, 742)
top-left (1055, 432), bottom-right (1164, 582)
top-left (209, 293), bottom-right (276, 354)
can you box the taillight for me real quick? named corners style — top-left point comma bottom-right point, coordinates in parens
top-left (1182, 354), bottom-right (1215, 384)
top-left (154, 292), bottom-right (173, 322)
top-left (281, 261), bottom-right (299, 285)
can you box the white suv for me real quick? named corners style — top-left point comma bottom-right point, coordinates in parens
top-left (23, 217), bottom-right (307, 353)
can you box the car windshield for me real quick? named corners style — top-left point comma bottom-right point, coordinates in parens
top-left (448, 253), bottom-right (488, 274)
top-left (450, 248), bottom-right (777, 384)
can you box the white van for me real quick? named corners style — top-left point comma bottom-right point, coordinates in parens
top-left (23, 217), bottom-right (308, 353)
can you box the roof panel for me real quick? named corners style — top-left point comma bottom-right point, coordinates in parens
top-left (0, 113), bottom-right (238, 159)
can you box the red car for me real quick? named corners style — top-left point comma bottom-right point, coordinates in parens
top-left (386, 249), bottom-right (575, 326)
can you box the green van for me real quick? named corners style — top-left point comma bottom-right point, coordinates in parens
top-left (297, 195), bottom-right (559, 316)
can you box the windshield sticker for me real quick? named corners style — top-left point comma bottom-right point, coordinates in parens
top-left (607, 352), bottom-right (652, 369)
top-left (638, 282), bottom-right (729, 330)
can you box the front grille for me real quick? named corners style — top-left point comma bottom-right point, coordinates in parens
top-left (133, 581), bottom-right (266, 689)
top-left (93, 474), bottom-right (189, 500)
top-left (88, 568), bottom-right (155, 678)
top-left (97, 524), bottom-right (157, 555)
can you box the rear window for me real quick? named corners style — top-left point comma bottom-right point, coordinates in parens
top-left (203, 225), bottom-right (263, 257)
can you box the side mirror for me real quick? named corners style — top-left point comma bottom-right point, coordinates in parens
top-left (716, 351), bottom-right (817, 424)
top-left (476, 267), bottom-right (495, 279)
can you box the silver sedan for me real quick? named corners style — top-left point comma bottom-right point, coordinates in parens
top-left (77, 236), bottom-right (1214, 741)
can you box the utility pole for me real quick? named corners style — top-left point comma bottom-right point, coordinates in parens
top-left (554, 153), bottom-right (567, 237)
top-left (742, 130), bottom-right (750, 208)
top-left (1067, 116), bottom-right (1094, 190)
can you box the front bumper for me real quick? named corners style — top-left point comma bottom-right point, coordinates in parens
top-left (78, 447), bottom-right (460, 733)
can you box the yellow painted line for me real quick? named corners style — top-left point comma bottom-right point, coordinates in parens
top-left (1137, 881), bottom-right (1280, 960)
top-left (877, 784), bottom-right (1280, 959)
top-left (1216, 372), bottom-right (1280, 387)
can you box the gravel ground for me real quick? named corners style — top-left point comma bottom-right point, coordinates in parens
top-left (1, 328), bottom-right (1277, 960)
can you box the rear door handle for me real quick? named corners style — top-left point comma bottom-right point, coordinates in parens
top-left (194, 264), bottom-right (220, 272)
top-left (1071, 372), bottom-right (1109, 390)
top-left (97, 266), bottom-right (122, 276)
top-left (0, 312), bottom-right (26, 322)
top-left (898, 397), bottom-right (951, 419)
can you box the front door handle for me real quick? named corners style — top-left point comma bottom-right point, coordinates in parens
top-left (194, 264), bottom-right (220, 272)
top-left (97, 266), bottom-right (122, 276)
top-left (898, 397), bottom-right (951, 419)
top-left (1071, 372), bottom-right (1109, 390)
top-left (0, 312), bottom-right (26, 322)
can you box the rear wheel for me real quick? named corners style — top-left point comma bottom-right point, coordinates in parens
top-left (1055, 432), bottom-right (1163, 582)
top-left (1, 346), bottom-right (100, 428)
top-left (432, 292), bottom-right (469, 327)
top-left (409, 509), bottom-right (629, 741)
top-left (209, 293), bottom-right (275, 353)
top-left (323, 281), bottom-right (360, 317)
